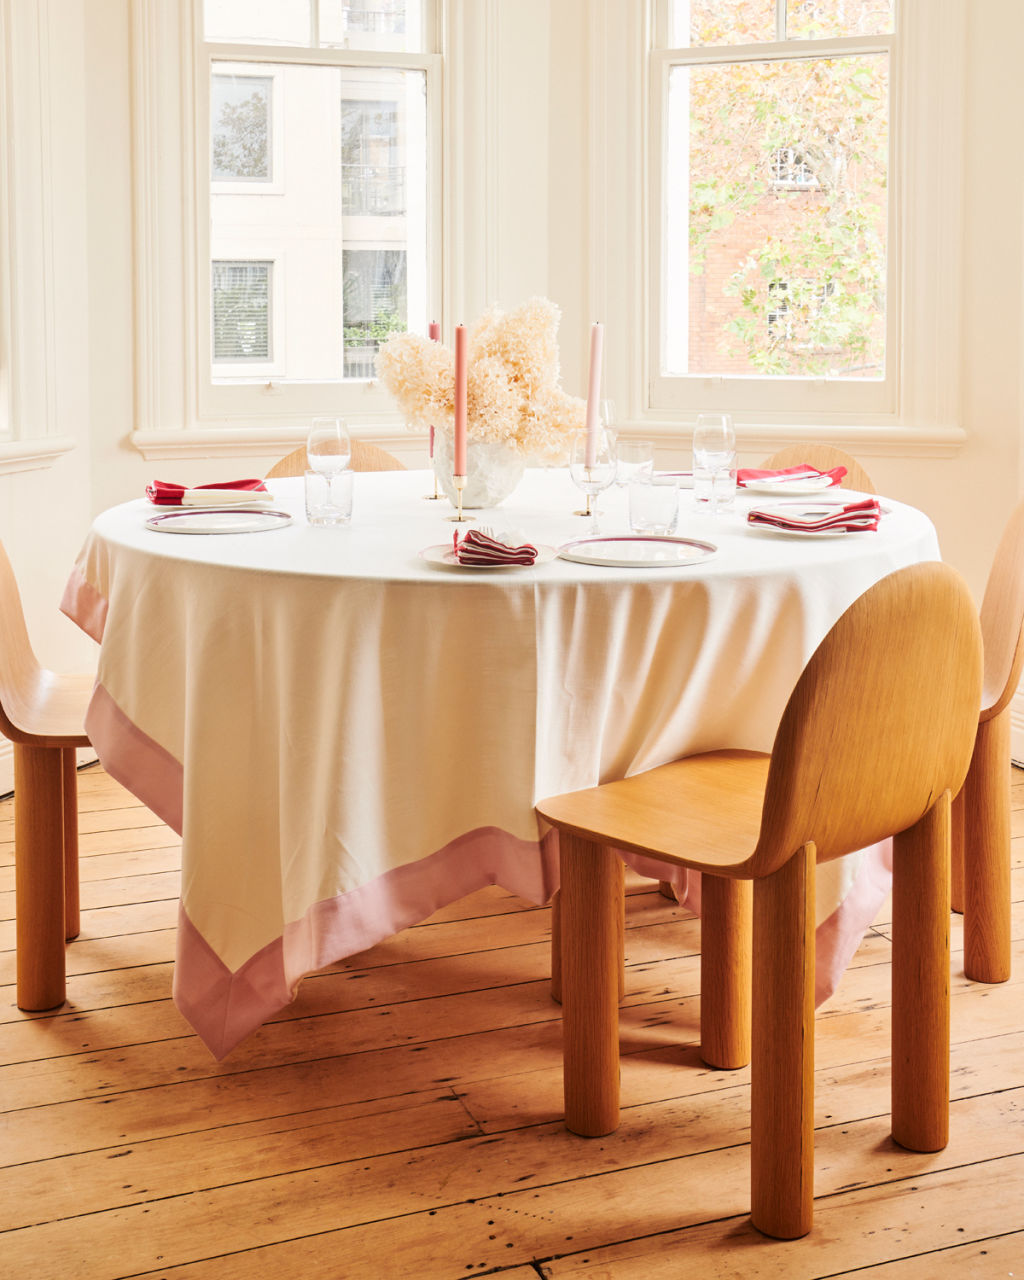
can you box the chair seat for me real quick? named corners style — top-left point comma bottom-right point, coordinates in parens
top-left (2, 669), bottom-right (93, 747)
top-left (537, 749), bottom-right (771, 874)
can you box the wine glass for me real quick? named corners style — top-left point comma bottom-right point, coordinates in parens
top-left (306, 417), bottom-right (352, 478)
top-left (569, 428), bottom-right (617, 534)
top-left (692, 413), bottom-right (736, 515)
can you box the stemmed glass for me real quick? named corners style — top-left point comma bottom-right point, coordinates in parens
top-left (570, 428), bottom-right (617, 534)
top-left (692, 413), bottom-right (736, 515)
top-left (306, 417), bottom-right (352, 478)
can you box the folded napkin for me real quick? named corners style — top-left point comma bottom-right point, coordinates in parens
top-left (735, 464), bottom-right (846, 488)
top-left (146, 478), bottom-right (270, 506)
top-left (454, 529), bottom-right (538, 566)
top-left (747, 498), bottom-right (881, 533)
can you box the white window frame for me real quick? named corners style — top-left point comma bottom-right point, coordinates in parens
top-left (590, 0), bottom-right (967, 452)
top-left (130, 0), bottom-right (442, 455)
top-left (0, 0), bottom-right (77, 473)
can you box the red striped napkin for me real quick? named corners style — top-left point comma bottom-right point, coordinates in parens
top-left (735, 464), bottom-right (846, 488)
top-left (747, 498), bottom-right (881, 533)
top-left (146, 478), bottom-right (270, 506)
top-left (454, 529), bottom-right (538, 566)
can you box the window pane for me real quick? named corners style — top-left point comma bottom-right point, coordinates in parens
top-left (343, 248), bottom-right (407, 376)
top-left (787, 0), bottom-right (894, 39)
top-left (212, 74), bottom-right (271, 180)
top-left (205, 0), bottom-right (311, 45)
top-left (212, 261), bottom-right (272, 360)
top-left (664, 53), bottom-right (889, 380)
top-left (210, 63), bottom-right (427, 383)
top-left (321, 1), bottom-right (424, 54)
top-left (670, 0), bottom-right (777, 48)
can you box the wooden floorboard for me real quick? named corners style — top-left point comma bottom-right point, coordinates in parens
top-left (0, 764), bottom-right (1021, 1278)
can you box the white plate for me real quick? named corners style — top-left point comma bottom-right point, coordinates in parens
top-left (746, 501), bottom-right (879, 538)
top-left (740, 475), bottom-right (838, 495)
top-left (145, 508), bottom-right (294, 534)
top-left (420, 543), bottom-right (557, 570)
top-left (558, 535), bottom-right (717, 567)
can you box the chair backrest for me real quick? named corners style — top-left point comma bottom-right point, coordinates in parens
top-left (760, 444), bottom-right (876, 494)
top-left (752, 561), bottom-right (982, 876)
top-left (978, 498), bottom-right (1024, 721)
top-left (0, 540), bottom-right (45, 743)
top-left (265, 440), bottom-right (406, 478)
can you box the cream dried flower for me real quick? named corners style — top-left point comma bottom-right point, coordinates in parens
top-left (375, 296), bottom-right (585, 462)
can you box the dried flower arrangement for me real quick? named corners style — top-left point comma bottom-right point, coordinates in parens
top-left (374, 297), bottom-right (587, 462)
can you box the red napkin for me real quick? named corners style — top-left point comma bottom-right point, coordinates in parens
top-left (454, 529), bottom-right (538, 566)
top-left (735, 464), bottom-right (846, 488)
top-left (747, 498), bottom-right (881, 533)
top-left (145, 478), bottom-right (270, 505)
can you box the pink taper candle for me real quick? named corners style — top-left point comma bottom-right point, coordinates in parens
top-left (454, 324), bottom-right (468, 476)
top-left (584, 321), bottom-right (603, 468)
top-left (428, 322), bottom-right (440, 458)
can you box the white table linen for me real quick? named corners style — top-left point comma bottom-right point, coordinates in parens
top-left (62, 469), bottom-right (940, 1058)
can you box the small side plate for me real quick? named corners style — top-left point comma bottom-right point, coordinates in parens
top-left (558, 535), bottom-right (717, 568)
top-left (145, 508), bottom-right (293, 534)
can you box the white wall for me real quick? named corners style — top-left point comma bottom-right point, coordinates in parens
top-left (4, 0), bottom-right (1024, 788)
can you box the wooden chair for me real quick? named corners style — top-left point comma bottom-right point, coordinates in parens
top-left (759, 443), bottom-right (876, 493)
top-left (951, 498), bottom-right (1024, 983)
top-left (265, 440), bottom-right (406, 478)
top-left (537, 562), bottom-right (982, 1239)
top-left (0, 541), bottom-right (94, 1011)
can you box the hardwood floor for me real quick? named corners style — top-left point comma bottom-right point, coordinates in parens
top-left (1, 765), bottom-right (1022, 1278)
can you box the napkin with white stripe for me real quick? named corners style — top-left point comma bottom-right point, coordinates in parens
top-left (454, 529), bottom-right (538, 566)
top-left (747, 498), bottom-right (882, 533)
top-left (146, 479), bottom-right (272, 506)
top-left (736, 464), bottom-right (846, 488)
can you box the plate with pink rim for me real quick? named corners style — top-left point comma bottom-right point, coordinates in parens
top-left (557, 535), bottom-right (717, 568)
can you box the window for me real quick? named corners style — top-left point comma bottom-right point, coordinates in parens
top-left (129, 0), bottom-right (440, 444)
top-left (651, 0), bottom-right (903, 419)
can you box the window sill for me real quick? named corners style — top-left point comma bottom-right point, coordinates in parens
top-left (0, 436), bottom-right (77, 475)
top-left (130, 426), bottom-right (421, 462)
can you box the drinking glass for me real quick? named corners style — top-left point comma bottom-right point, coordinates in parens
top-left (569, 428), bottom-right (617, 534)
top-left (629, 475), bottom-right (679, 535)
top-left (692, 413), bottom-right (736, 515)
top-left (306, 417), bottom-right (352, 478)
top-left (616, 439), bottom-right (655, 488)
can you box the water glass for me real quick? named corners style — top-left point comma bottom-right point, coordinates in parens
top-left (616, 439), bottom-right (655, 488)
top-left (569, 428), bottom-right (617, 533)
top-left (693, 413), bottom-right (736, 513)
top-left (629, 475), bottom-right (679, 535)
top-left (305, 469), bottom-right (353, 526)
top-left (306, 417), bottom-right (352, 477)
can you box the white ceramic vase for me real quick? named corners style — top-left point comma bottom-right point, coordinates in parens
top-left (432, 431), bottom-right (526, 508)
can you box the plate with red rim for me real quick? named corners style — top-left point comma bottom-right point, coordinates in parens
top-left (145, 508), bottom-right (293, 534)
top-left (420, 543), bottom-right (557, 570)
top-left (557, 535), bottom-right (717, 568)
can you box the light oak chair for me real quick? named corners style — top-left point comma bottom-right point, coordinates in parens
top-left (265, 440), bottom-right (405, 478)
top-left (537, 562), bottom-right (982, 1240)
top-left (951, 498), bottom-right (1024, 983)
top-left (759, 443), bottom-right (876, 493)
top-left (0, 541), bottom-right (94, 1011)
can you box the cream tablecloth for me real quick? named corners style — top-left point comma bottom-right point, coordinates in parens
top-left (62, 469), bottom-right (940, 1057)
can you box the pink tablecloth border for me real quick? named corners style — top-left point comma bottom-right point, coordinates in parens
top-left (71, 672), bottom-right (892, 1059)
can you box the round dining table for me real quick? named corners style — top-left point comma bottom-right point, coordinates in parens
top-left (61, 467), bottom-right (940, 1058)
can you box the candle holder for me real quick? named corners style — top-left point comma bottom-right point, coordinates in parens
top-left (423, 427), bottom-right (442, 500)
top-left (446, 474), bottom-right (475, 523)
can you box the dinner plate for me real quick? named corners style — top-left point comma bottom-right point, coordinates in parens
top-left (740, 475), bottom-right (838, 495)
top-left (557, 535), bottom-right (717, 567)
top-left (420, 543), bottom-right (557, 570)
top-left (145, 508), bottom-right (294, 534)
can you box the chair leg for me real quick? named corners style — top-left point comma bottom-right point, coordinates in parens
top-left (891, 792), bottom-right (950, 1153)
top-left (14, 744), bottom-right (67, 1011)
top-left (950, 785), bottom-right (964, 915)
top-left (750, 844), bottom-right (816, 1240)
top-left (560, 832), bottom-right (622, 1137)
top-left (62, 748), bottom-right (80, 941)
top-left (699, 874), bottom-right (752, 1070)
top-left (550, 859), bottom-right (625, 1006)
top-left (962, 710), bottom-right (1012, 983)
